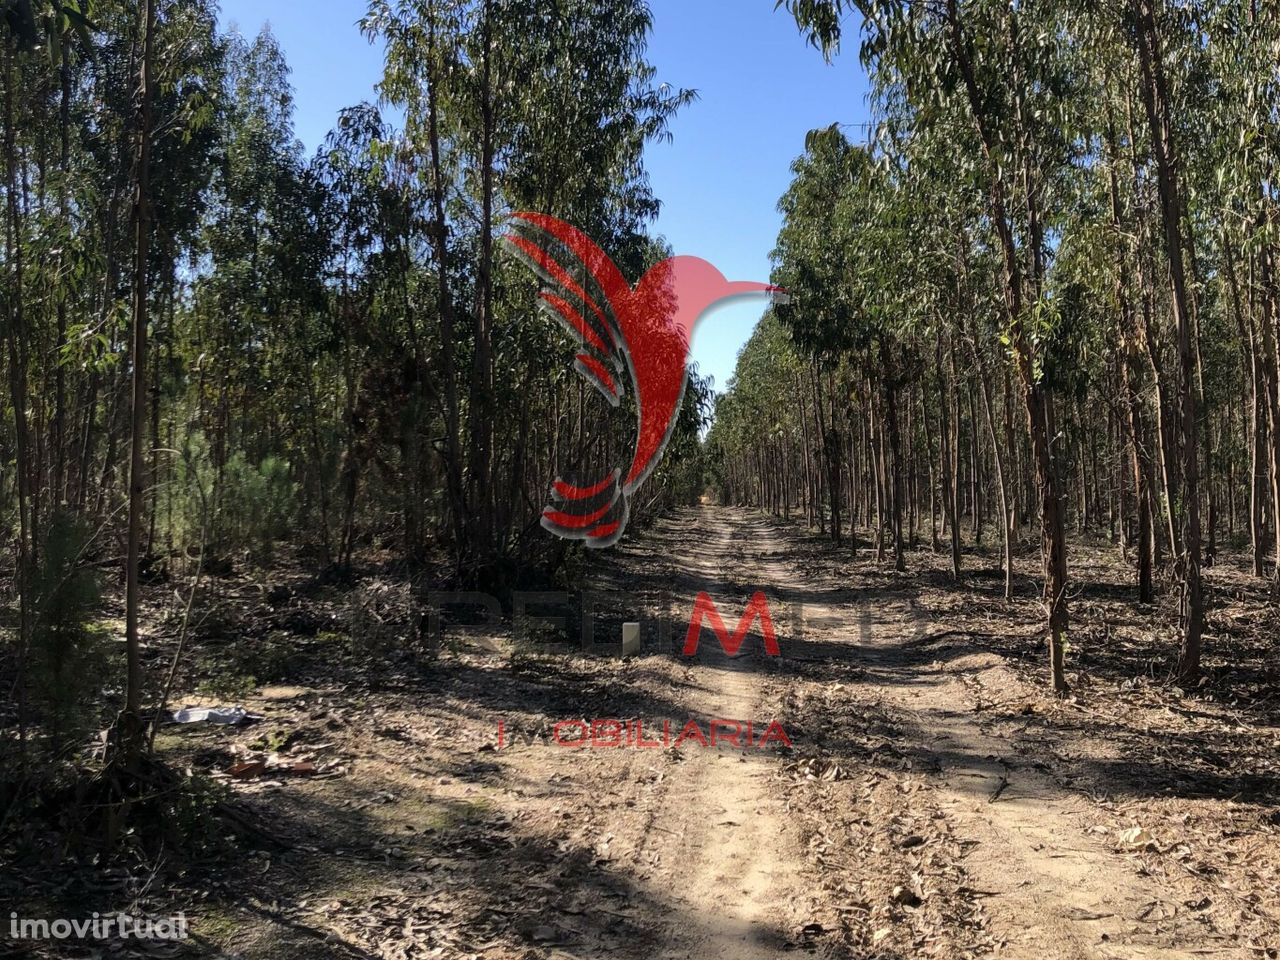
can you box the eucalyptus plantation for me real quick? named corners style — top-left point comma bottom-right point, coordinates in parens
top-left (710, 0), bottom-right (1280, 689)
top-left (0, 0), bottom-right (706, 810)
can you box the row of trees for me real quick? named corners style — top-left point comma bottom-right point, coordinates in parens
top-left (711, 0), bottom-right (1280, 691)
top-left (1, 0), bottom-right (706, 784)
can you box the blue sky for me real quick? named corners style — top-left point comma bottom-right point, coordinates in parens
top-left (217, 0), bottom-right (871, 395)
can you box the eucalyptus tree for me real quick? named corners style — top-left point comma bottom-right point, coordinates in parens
top-left (2, 0), bottom-right (41, 762)
top-left (890, 104), bottom-right (1018, 593)
top-left (772, 126), bottom-right (866, 547)
top-left (3, 0), bottom-right (111, 768)
top-left (145, 0), bottom-right (222, 554)
top-left (193, 28), bottom-right (308, 468)
top-left (707, 312), bottom-right (806, 511)
top-left (1199, 0), bottom-right (1280, 587)
top-left (1125, 0), bottom-right (1205, 679)
top-left (312, 104), bottom-right (396, 569)
top-left (121, 0), bottom-right (157, 769)
top-left (39, 0), bottom-right (96, 508)
top-left (785, 0), bottom-right (1082, 691)
top-left (363, 0), bottom-right (693, 579)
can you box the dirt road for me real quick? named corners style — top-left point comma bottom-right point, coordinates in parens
top-left (142, 505), bottom-right (1278, 960)
top-left (619, 508), bottom-right (811, 959)
top-left (562, 505), bottom-right (1277, 959)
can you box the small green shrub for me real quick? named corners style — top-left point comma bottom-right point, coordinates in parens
top-left (28, 509), bottom-right (106, 756)
top-left (219, 453), bottom-right (295, 560)
top-left (172, 432), bottom-right (298, 563)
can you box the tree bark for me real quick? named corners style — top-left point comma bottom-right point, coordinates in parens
top-left (945, 0), bottom-right (1067, 691)
top-left (424, 10), bottom-right (468, 572)
top-left (880, 343), bottom-right (906, 571)
top-left (1104, 109), bottom-right (1155, 602)
top-left (4, 45), bottom-right (33, 768)
top-left (467, 0), bottom-right (498, 565)
top-left (123, 0), bottom-right (157, 768)
top-left (1133, 0), bottom-right (1203, 682)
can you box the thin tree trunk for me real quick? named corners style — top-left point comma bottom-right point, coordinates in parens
top-left (936, 330), bottom-right (960, 578)
top-left (4, 46), bottom-right (33, 769)
top-left (467, 0), bottom-right (497, 564)
top-left (1133, 0), bottom-right (1202, 682)
top-left (945, 0), bottom-right (1067, 691)
top-left (122, 0), bottom-right (157, 769)
top-left (1105, 109), bottom-right (1155, 601)
top-left (1223, 230), bottom-right (1265, 577)
top-left (963, 317), bottom-right (1013, 599)
top-left (425, 12), bottom-right (467, 571)
top-left (52, 59), bottom-right (71, 503)
top-left (876, 348), bottom-right (905, 571)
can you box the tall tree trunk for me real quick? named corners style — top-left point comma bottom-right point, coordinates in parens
top-left (815, 365), bottom-right (841, 545)
top-left (798, 370), bottom-right (815, 528)
top-left (935, 329), bottom-right (960, 578)
top-left (963, 317), bottom-right (1013, 599)
top-left (425, 12), bottom-right (467, 572)
top-left (880, 344), bottom-right (905, 571)
top-left (1223, 230), bottom-right (1265, 577)
top-left (467, 0), bottom-right (497, 566)
top-left (1105, 110), bottom-right (1155, 602)
top-left (123, 0), bottom-right (157, 768)
top-left (1133, 0), bottom-right (1203, 682)
top-left (4, 45), bottom-right (33, 768)
top-left (945, 0), bottom-right (1067, 691)
top-left (921, 379), bottom-right (940, 552)
top-left (1124, 93), bottom-right (1181, 563)
top-left (52, 58), bottom-right (71, 503)
top-left (1260, 233), bottom-right (1280, 586)
top-left (870, 381), bottom-right (886, 560)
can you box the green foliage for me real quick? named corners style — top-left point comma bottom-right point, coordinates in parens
top-left (706, 312), bottom-right (806, 503)
top-left (223, 454), bottom-right (296, 553)
top-left (28, 509), bottom-right (105, 755)
top-left (173, 432), bottom-right (296, 564)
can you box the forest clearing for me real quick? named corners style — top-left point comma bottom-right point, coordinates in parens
top-left (2, 0), bottom-right (1280, 957)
